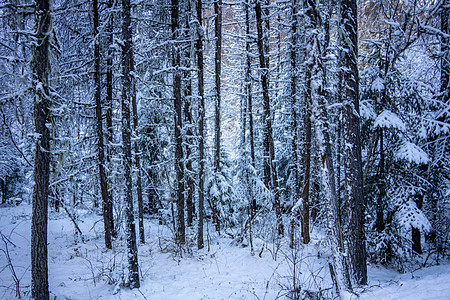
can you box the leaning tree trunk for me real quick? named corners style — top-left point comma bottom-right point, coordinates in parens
top-left (196, 0), bottom-right (205, 250)
top-left (121, 0), bottom-right (140, 288)
top-left (31, 0), bottom-right (52, 297)
top-left (171, 0), bottom-right (185, 246)
top-left (339, 0), bottom-right (367, 285)
top-left (255, 0), bottom-right (283, 237)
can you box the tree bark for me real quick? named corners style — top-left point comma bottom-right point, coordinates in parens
top-left (304, 0), bottom-right (352, 294)
top-left (171, 0), bottom-right (185, 246)
top-left (212, 0), bottom-right (222, 233)
top-left (1, 179), bottom-right (5, 204)
top-left (183, 1), bottom-right (194, 227)
top-left (255, 0), bottom-right (283, 237)
top-left (376, 129), bottom-right (385, 233)
top-left (244, 0), bottom-right (256, 214)
top-left (93, 0), bottom-right (113, 250)
top-left (121, 0), bottom-right (140, 287)
top-left (31, 0), bottom-right (52, 297)
top-left (441, 0), bottom-right (449, 106)
top-left (105, 0), bottom-right (115, 238)
top-left (130, 49), bottom-right (145, 245)
top-left (412, 194), bottom-right (423, 254)
top-left (339, 0), bottom-right (367, 285)
top-left (196, 0), bottom-right (205, 250)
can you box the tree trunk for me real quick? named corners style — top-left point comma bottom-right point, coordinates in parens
top-left (31, 0), bottom-right (52, 297)
top-left (214, 0), bottom-right (222, 174)
top-left (105, 0), bottom-right (115, 238)
top-left (130, 50), bottom-right (145, 245)
top-left (171, 0), bottom-right (185, 246)
top-left (244, 0), bottom-right (256, 214)
top-left (442, 0), bottom-right (449, 104)
top-left (183, 1), bottom-right (194, 227)
top-left (196, 0), bottom-right (205, 250)
top-left (121, 0), bottom-right (140, 288)
top-left (301, 102), bottom-right (312, 245)
top-left (376, 129), bottom-right (385, 233)
top-left (304, 0), bottom-right (352, 294)
top-left (212, 0), bottom-right (222, 233)
top-left (93, 0), bottom-right (113, 250)
top-left (255, 0), bottom-right (283, 237)
top-left (412, 194), bottom-right (423, 254)
top-left (339, 0), bottom-right (367, 285)
top-left (1, 179), bottom-right (5, 204)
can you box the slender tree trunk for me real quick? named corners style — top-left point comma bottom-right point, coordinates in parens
top-left (172, 0), bottom-right (185, 246)
top-left (339, 0), bottom-right (367, 285)
top-left (93, 0), bottom-right (113, 250)
top-left (121, 0), bottom-right (140, 287)
top-left (196, 0), bottom-right (205, 250)
top-left (289, 0), bottom-right (300, 248)
top-left (412, 194), bottom-right (423, 254)
top-left (376, 129), bottom-right (385, 232)
top-left (0, 179), bottom-right (5, 204)
top-left (304, 0), bottom-right (352, 294)
top-left (255, 0), bottom-right (283, 237)
top-left (214, 0), bottom-right (222, 174)
top-left (301, 101), bottom-right (312, 245)
top-left (184, 85), bottom-right (194, 226)
top-left (211, 0), bottom-right (222, 233)
top-left (105, 0), bottom-right (115, 238)
top-left (183, 1), bottom-right (195, 227)
top-left (130, 51), bottom-right (145, 245)
top-left (244, 0), bottom-right (256, 214)
top-left (242, 0), bottom-right (256, 251)
top-left (31, 0), bottom-right (52, 297)
top-left (441, 0), bottom-right (449, 105)
top-left (313, 64), bottom-right (353, 297)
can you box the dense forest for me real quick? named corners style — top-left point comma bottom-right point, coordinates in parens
top-left (0, 0), bottom-right (449, 299)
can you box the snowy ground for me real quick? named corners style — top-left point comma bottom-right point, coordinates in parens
top-left (0, 203), bottom-right (449, 299)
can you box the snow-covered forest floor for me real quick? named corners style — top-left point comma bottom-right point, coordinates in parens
top-left (0, 202), bottom-right (449, 300)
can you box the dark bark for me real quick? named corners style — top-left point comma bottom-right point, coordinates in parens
top-left (1, 179), bottom-right (4, 204)
top-left (304, 0), bottom-right (352, 293)
top-left (196, 0), bottom-right (205, 250)
top-left (441, 0), bottom-right (449, 106)
top-left (122, 0), bottom-right (140, 287)
top-left (130, 50), bottom-right (144, 245)
top-left (184, 85), bottom-right (194, 226)
top-left (31, 0), bottom-right (52, 297)
top-left (211, 0), bottom-right (222, 233)
top-left (255, 0), bottom-right (283, 237)
top-left (183, 1), bottom-right (194, 227)
top-left (293, 0), bottom-right (311, 245)
top-left (93, 0), bottom-right (113, 250)
top-left (244, 0), bottom-right (256, 215)
top-left (214, 0), bottom-right (222, 174)
top-left (339, 0), bottom-right (367, 285)
top-left (301, 104), bottom-right (312, 245)
top-left (105, 0), bottom-right (115, 238)
top-left (376, 129), bottom-right (385, 233)
top-left (412, 194), bottom-right (423, 254)
top-left (171, 0), bottom-right (185, 246)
